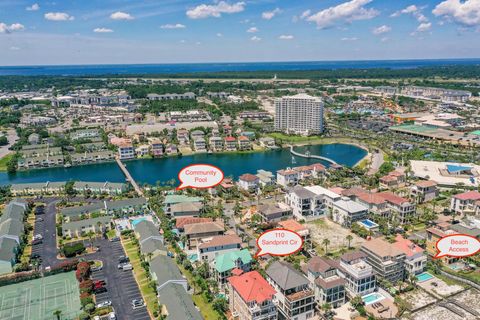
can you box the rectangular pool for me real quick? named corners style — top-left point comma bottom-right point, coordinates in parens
top-left (416, 272), bottom-right (434, 282)
top-left (362, 292), bottom-right (385, 305)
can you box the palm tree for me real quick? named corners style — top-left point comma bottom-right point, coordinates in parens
top-left (53, 310), bottom-right (62, 320)
top-left (346, 234), bottom-right (353, 249)
top-left (322, 238), bottom-right (330, 254)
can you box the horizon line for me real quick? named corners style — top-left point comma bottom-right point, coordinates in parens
top-left (1, 57), bottom-right (480, 69)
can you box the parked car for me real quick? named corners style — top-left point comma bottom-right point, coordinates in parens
top-left (31, 253), bottom-right (41, 259)
top-left (118, 256), bottom-right (129, 264)
top-left (91, 265), bottom-right (103, 272)
top-left (96, 300), bottom-right (112, 308)
top-left (94, 279), bottom-right (107, 287)
top-left (110, 237), bottom-right (120, 242)
top-left (35, 217), bottom-right (44, 222)
top-left (32, 239), bottom-right (43, 245)
top-left (109, 312), bottom-right (116, 320)
top-left (94, 287), bottom-right (107, 294)
top-left (33, 234), bottom-right (43, 240)
top-left (122, 263), bottom-right (133, 271)
top-left (131, 299), bottom-right (145, 309)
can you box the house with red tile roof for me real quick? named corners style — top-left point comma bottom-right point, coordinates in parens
top-left (175, 217), bottom-right (212, 231)
top-left (393, 235), bottom-right (427, 275)
top-left (238, 173), bottom-right (260, 193)
top-left (224, 136), bottom-right (237, 151)
top-left (450, 190), bottom-right (480, 215)
top-left (228, 270), bottom-right (277, 320)
top-left (377, 192), bottom-right (416, 224)
top-left (237, 135), bottom-right (251, 150)
top-left (196, 234), bottom-right (242, 262)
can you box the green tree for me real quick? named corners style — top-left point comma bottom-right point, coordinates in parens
top-left (346, 234), bottom-right (353, 249)
top-left (322, 238), bottom-right (331, 254)
top-left (53, 310), bottom-right (62, 320)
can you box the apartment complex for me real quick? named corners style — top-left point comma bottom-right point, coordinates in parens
top-left (274, 94), bottom-right (324, 136)
top-left (360, 238), bottom-right (406, 283)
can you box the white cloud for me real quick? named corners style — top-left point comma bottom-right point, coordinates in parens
top-left (391, 5), bottom-right (429, 23)
top-left (433, 0), bottom-right (480, 27)
top-left (110, 11), bottom-right (134, 20)
top-left (416, 22), bottom-right (432, 32)
top-left (306, 0), bottom-right (379, 29)
top-left (44, 12), bottom-right (75, 21)
top-left (372, 25), bottom-right (391, 35)
top-left (9, 46), bottom-right (20, 50)
top-left (0, 22), bottom-right (25, 33)
top-left (247, 27), bottom-right (258, 33)
top-left (381, 37), bottom-right (389, 42)
top-left (94, 28), bottom-right (113, 33)
top-left (216, 33), bottom-right (223, 37)
top-left (341, 37), bottom-right (358, 41)
top-left (160, 23), bottom-right (186, 29)
top-left (262, 8), bottom-right (282, 20)
top-left (278, 34), bottom-right (294, 40)
top-left (250, 36), bottom-right (261, 41)
top-left (300, 10), bottom-right (312, 20)
top-left (26, 3), bottom-right (39, 11)
top-left (186, 1), bottom-right (245, 19)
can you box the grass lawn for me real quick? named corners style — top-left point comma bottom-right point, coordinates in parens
top-left (20, 208), bottom-right (36, 265)
top-left (267, 133), bottom-right (324, 144)
top-left (177, 264), bottom-right (222, 320)
top-left (0, 153), bottom-right (13, 171)
top-left (106, 229), bottom-right (116, 239)
top-left (122, 238), bottom-right (158, 317)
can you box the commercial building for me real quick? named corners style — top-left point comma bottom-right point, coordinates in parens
top-left (274, 94), bottom-right (324, 136)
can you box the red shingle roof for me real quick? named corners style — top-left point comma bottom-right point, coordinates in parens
top-left (239, 173), bottom-right (259, 182)
top-left (228, 271), bottom-right (276, 304)
top-left (377, 192), bottom-right (410, 206)
top-left (454, 191), bottom-right (480, 201)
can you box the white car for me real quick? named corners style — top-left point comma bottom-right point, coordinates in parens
top-left (33, 234), bottom-right (43, 240)
top-left (109, 312), bottom-right (116, 320)
top-left (96, 300), bottom-right (112, 308)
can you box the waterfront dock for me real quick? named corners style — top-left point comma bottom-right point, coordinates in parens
top-left (289, 145), bottom-right (338, 165)
top-left (115, 157), bottom-right (144, 196)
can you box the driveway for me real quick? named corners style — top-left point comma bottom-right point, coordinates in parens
top-left (32, 199), bottom-right (151, 320)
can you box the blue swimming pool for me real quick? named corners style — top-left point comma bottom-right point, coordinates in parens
top-left (362, 292), bottom-right (385, 305)
top-left (416, 272), bottom-right (434, 282)
top-left (359, 219), bottom-right (379, 229)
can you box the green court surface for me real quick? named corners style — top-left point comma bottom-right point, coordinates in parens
top-left (0, 271), bottom-right (81, 320)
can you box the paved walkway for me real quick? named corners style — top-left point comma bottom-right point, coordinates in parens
top-left (289, 145), bottom-right (338, 165)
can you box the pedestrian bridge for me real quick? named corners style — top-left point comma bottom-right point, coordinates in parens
top-left (289, 145), bottom-right (338, 165)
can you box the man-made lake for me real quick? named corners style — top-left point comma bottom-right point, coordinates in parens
top-left (0, 144), bottom-right (367, 186)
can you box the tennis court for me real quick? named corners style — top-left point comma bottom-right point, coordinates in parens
top-left (0, 271), bottom-right (81, 320)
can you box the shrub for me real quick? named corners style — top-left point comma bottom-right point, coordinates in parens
top-left (79, 311), bottom-right (90, 320)
top-left (84, 303), bottom-right (95, 314)
top-left (62, 242), bottom-right (85, 258)
top-left (80, 295), bottom-right (94, 307)
top-left (76, 261), bottom-right (91, 281)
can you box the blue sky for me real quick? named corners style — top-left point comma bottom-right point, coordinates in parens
top-left (0, 0), bottom-right (479, 65)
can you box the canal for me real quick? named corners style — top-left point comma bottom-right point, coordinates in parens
top-left (0, 143), bottom-right (367, 186)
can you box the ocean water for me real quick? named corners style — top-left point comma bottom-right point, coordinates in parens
top-left (0, 59), bottom-right (479, 76)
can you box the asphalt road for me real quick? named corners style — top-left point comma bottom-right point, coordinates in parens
top-left (32, 199), bottom-right (150, 320)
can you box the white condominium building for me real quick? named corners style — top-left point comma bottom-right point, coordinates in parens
top-left (275, 94), bottom-right (324, 135)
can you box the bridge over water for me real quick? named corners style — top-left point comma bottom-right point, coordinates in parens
top-left (289, 145), bottom-right (338, 165)
top-left (115, 157), bottom-right (144, 196)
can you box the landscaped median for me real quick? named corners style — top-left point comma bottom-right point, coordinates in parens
top-left (120, 236), bottom-right (159, 318)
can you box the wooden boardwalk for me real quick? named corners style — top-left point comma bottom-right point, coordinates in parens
top-left (115, 157), bottom-right (144, 196)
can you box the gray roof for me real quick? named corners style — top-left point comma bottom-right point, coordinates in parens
top-left (134, 220), bottom-right (159, 240)
top-left (170, 202), bottom-right (202, 214)
top-left (106, 198), bottom-right (147, 210)
top-left (450, 224), bottom-right (480, 237)
top-left (134, 220), bottom-right (166, 254)
top-left (291, 185), bottom-right (316, 199)
top-left (150, 255), bottom-right (184, 287)
top-left (140, 238), bottom-right (166, 255)
top-left (266, 261), bottom-right (309, 290)
top-left (62, 216), bottom-right (113, 232)
top-left (157, 283), bottom-right (202, 320)
top-left (60, 203), bottom-right (105, 217)
top-left (0, 237), bottom-right (18, 263)
top-left (0, 219), bottom-right (24, 238)
top-left (1, 202), bottom-right (26, 223)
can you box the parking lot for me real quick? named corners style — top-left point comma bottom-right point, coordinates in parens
top-left (88, 239), bottom-right (150, 320)
top-left (31, 199), bottom-right (150, 320)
